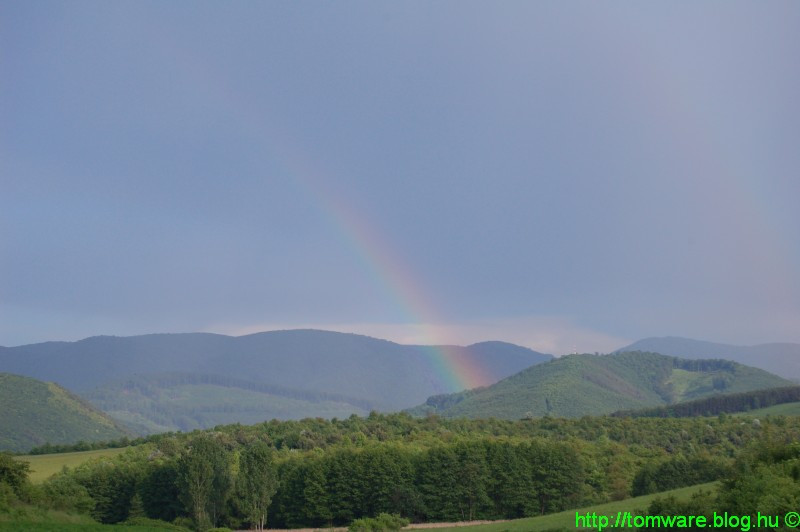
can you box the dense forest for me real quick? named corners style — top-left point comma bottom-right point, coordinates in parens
top-left (4, 412), bottom-right (800, 530)
top-left (613, 385), bottom-right (800, 418)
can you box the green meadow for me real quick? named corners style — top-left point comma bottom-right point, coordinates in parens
top-left (432, 482), bottom-right (718, 531)
top-left (737, 401), bottom-right (800, 417)
top-left (15, 448), bottom-right (128, 483)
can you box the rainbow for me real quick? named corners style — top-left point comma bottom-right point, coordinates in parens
top-left (276, 144), bottom-right (494, 392)
top-left (158, 43), bottom-right (496, 393)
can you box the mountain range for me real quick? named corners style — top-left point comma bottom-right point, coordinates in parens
top-left (2, 330), bottom-right (798, 446)
top-left (0, 329), bottom-right (551, 434)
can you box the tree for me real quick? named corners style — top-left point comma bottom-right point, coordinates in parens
top-left (452, 441), bottom-right (491, 521)
top-left (302, 459), bottom-right (332, 527)
top-left (70, 458), bottom-right (138, 523)
top-left (485, 441), bottom-right (532, 518)
top-left (177, 435), bottom-right (232, 530)
top-left (139, 459), bottom-right (182, 522)
top-left (236, 440), bottom-right (278, 531)
top-left (0, 453), bottom-right (29, 497)
top-left (524, 441), bottom-right (583, 515)
top-left (416, 446), bottom-right (461, 521)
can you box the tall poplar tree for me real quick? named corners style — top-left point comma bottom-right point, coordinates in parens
top-left (236, 440), bottom-right (278, 531)
top-left (177, 435), bottom-right (231, 530)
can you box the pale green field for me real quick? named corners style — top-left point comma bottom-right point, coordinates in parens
top-left (666, 368), bottom-right (697, 400)
top-left (737, 401), bottom-right (800, 417)
top-left (430, 482), bottom-right (718, 531)
top-left (15, 447), bottom-right (128, 483)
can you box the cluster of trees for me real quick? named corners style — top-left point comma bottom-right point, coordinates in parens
top-left (614, 386), bottom-right (800, 418)
top-left (631, 455), bottom-right (730, 496)
top-left (29, 410), bottom-right (789, 457)
top-left (0, 453), bottom-right (29, 510)
top-left (2, 437), bottom-right (278, 531)
top-left (28, 437), bottom-right (145, 455)
top-left (641, 438), bottom-right (800, 531)
top-left (271, 439), bottom-right (583, 527)
top-left (6, 412), bottom-right (800, 531)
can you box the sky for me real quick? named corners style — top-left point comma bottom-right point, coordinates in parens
top-left (2, 2), bottom-right (799, 355)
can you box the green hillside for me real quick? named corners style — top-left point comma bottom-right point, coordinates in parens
top-left (0, 373), bottom-right (130, 452)
top-left (83, 372), bottom-right (372, 434)
top-left (408, 351), bottom-right (792, 419)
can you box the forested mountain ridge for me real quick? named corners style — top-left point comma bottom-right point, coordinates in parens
top-left (0, 330), bottom-right (552, 431)
top-left (83, 372), bottom-right (376, 434)
top-left (0, 373), bottom-right (130, 452)
top-left (408, 351), bottom-right (792, 419)
top-left (618, 337), bottom-right (800, 381)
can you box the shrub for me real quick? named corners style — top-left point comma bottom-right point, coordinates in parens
top-left (349, 512), bottom-right (410, 531)
top-left (41, 473), bottom-right (95, 514)
top-left (0, 481), bottom-right (18, 513)
top-left (121, 516), bottom-right (192, 530)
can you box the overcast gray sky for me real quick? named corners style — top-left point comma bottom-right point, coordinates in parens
top-left (2, 2), bottom-right (799, 354)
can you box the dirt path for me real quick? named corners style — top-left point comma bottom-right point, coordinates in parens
top-left (263, 520), bottom-right (509, 531)
top-left (407, 521), bottom-right (509, 528)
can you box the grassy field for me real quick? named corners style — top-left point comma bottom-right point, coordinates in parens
top-left (736, 401), bottom-right (800, 417)
top-left (430, 482), bottom-right (718, 531)
top-left (0, 511), bottom-right (187, 531)
top-left (15, 447), bottom-right (128, 483)
top-left (0, 521), bottom-right (185, 531)
top-left (0, 526), bottom-right (162, 531)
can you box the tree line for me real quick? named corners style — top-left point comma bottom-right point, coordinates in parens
top-left (613, 386), bottom-right (800, 418)
top-left (5, 412), bottom-right (800, 531)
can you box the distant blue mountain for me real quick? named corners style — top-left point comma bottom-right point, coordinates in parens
top-left (0, 329), bottom-right (552, 416)
top-left (617, 337), bottom-right (800, 382)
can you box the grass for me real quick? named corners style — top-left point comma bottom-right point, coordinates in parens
top-left (429, 482), bottom-right (718, 531)
top-left (15, 447), bottom-right (128, 483)
top-left (0, 523), bottom-right (181, 531)
top-left (0, 508), bottom-right (97, 527)
top-left (737, 401), bottom-right (800, 417)
top-left (0, 510), bottom-right (187, 531)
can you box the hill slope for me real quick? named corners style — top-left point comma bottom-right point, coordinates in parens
top-left (83, 372), bottom-right (375, 434)
top-left (0, 373), bottom-right (129, 452)
top-left (0, 330), bottom-right (552, 427)
top-left (617, 337), bottom-right (800, 382)
top-left (408, 351), bottom-right (792, 419)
